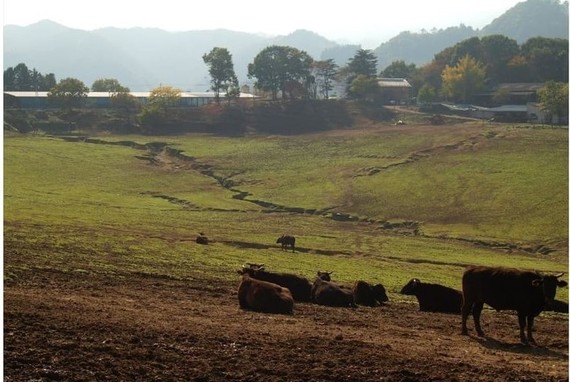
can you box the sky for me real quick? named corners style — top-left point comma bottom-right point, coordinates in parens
top-left (3, 0), bottom-right (525, 48)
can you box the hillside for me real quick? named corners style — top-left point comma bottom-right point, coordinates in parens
top-left (4, 114), bottom-right (568, 380)
top-left (374, 0), bottom-right (569, 69)
top-left (374, 25), bottom-right (477, 70)
top-left (3, 0), bottom-right (569, 89)
top-left (481, 0), bottom-right (569, 42)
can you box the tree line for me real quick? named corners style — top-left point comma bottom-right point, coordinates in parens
top-left (4, 34), bottom-right (568, 123)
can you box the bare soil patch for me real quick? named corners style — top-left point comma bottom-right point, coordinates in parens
top-left (4, 269), bottom-right (568, 381)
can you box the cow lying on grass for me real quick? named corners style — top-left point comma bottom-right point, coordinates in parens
top-left (196, 233), bottom-right (209, 245)
top-left (400, 278), bottom-right (462, 314)
top-left (353, 280), bottom-right (389, 307)
top-left (237, 270), bottom-right (294, 314)
top-left (549, 299), bottom-right (569, 313)
top-left (240, 263), bottom-right (312, 302)
top-left (461, 265), bottom-right (567, 344)
top-left (311, 271), bottom-right (355, 307)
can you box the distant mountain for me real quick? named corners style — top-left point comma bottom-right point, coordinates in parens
top-left (270, 29), bottom-right (339, 59)
top-left (3, 20), bottom-right (158, 88)
top-left (4, 0), bottom-right (568, 91)
top-left (481, 0), bottom-right (569, 42)
top-left (374, 25), bottom-right (477, 71)
top-left (91, 27), bottom-right (268, 90)
top-left (374, 0), bottom-right (568, 70)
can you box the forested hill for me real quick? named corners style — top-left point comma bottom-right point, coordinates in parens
top-left (3, 0), bottom-right (568, 91)
top-left (374, 0), bottom-right (569, 69)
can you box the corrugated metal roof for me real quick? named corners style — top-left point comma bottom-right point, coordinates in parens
top-left (377, 78), bottom-right (412, 88)
top-left (4, 91), bottom-right (256, 98)
top-left (495, 83), bottom-right (544, 92)
top-left (489, 105), bottom-right (528, 112)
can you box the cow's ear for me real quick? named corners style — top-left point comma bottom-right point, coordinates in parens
top-left (557, 280), bottom-right (568, 288)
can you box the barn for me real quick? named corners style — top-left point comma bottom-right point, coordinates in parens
top-left (377, 78), bottom-right (412, 105)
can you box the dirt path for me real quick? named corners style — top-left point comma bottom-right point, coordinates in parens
top-left (4, 270), bottom-right (568, 381)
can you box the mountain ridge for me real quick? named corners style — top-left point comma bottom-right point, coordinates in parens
top-left (4, 0), bottom-right (568, 91)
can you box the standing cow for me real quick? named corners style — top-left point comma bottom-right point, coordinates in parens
top-left (461, 265), bottom-right (567, 344)
top-left (237, 271), bottom-right (294, 314)
top-left (400, 278), bottom-right (462, 314)
top-left (276, 235), bottom-right (296, 252)
top-left (240, 263), bottom-right (312, 302)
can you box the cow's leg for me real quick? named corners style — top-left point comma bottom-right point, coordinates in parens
top-left (472, 302), bottom-right (485, 337)
top-left (526, 315), bottom-right (535, 344)
top-left (517, 313), bottom-right (529, 344)
top-left (461, 300), bottom-right (472, 335)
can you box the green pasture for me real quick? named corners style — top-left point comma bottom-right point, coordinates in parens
top-left (4, 124), bottom-right (568, 302)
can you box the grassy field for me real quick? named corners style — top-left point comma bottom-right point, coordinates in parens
top-left (4, 121), bottom-right (568, 302)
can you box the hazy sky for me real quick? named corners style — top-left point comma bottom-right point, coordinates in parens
top-left (3, 0), bottom-right (524, 47)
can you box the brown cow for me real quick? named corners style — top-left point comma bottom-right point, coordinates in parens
top-left (400, 278), bottom-right (462, 314)
top-left (311, 271), bottom-right (355, 307)
top-left (276, 235), bottom-right (295, 252)
top-left (237, 271), bottom-right (294, 314)
top-left (353, 280), bottom-right (389, 307)
top-left (196, 233), bottom-right (209, 245)
top-left (240, 263), bottom-right (312, 302)
top-left (461, 265), bottom-right (567, 344)
top-left (548, 299), bottom-right (569, 313)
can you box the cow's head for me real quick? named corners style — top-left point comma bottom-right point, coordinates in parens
top-left (532, 273), bottom-right (567, 308)
top-left (317, 271), bottom-right (332, 281)
top-left (400, 278), bottom-right (421, 295)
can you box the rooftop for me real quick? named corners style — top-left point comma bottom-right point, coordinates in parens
top-left (4, 91), bottom-right (257, 98)
top-left (377, 78), bottom-right (412, 88)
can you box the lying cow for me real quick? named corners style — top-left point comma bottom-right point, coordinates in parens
top-left (276, 235), bottom-right (295, 252)
top-left (240, 263), bottom-right (312, 302)
top-left (311, 271), bottom-right (355, 307)
top-left (461, 265), bottom-right (567, 344)
top-left (548, 299), bottom-right (569, 313)
top-left (400, 278), bottom-right (462, 314)
top-left (196, 233), bottom-right (209, 245)
top-left (237, 271), bottom-right (294, 314)
top-left (353, 280), bottom-right (389, 307)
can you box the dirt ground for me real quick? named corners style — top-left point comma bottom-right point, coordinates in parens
top-left (4, 269), bottom-right (568, 382)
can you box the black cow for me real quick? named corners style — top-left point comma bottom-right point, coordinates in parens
top-left (196, 233), bottom-right (209, 245)
top-left (400, 278), bottom-right (462, 314)
top-left (461, 266), bottom-right (567, 344)
top-left (548, 299), bottom-right (569, 313)
top-left (237, 271), bottom-right (294, 314)
top-left (241, 264), bottom-right (312, 302)
top-left (311, 271), bottom-right (355, 307)
top-left (276, 235), bottom-right (295, 252)
top-left (353, 280), bottom-right (389, 307)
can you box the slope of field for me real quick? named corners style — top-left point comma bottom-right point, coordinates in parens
top-left (4, 121), bottom-right (568, 381)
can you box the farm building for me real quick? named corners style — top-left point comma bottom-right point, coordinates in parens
top-left (3, 91), bottom-right (257, 109)
top-left (377, 78), bottom-right (412, 105)
top-left (473, 83), bottom-right (544, 106)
